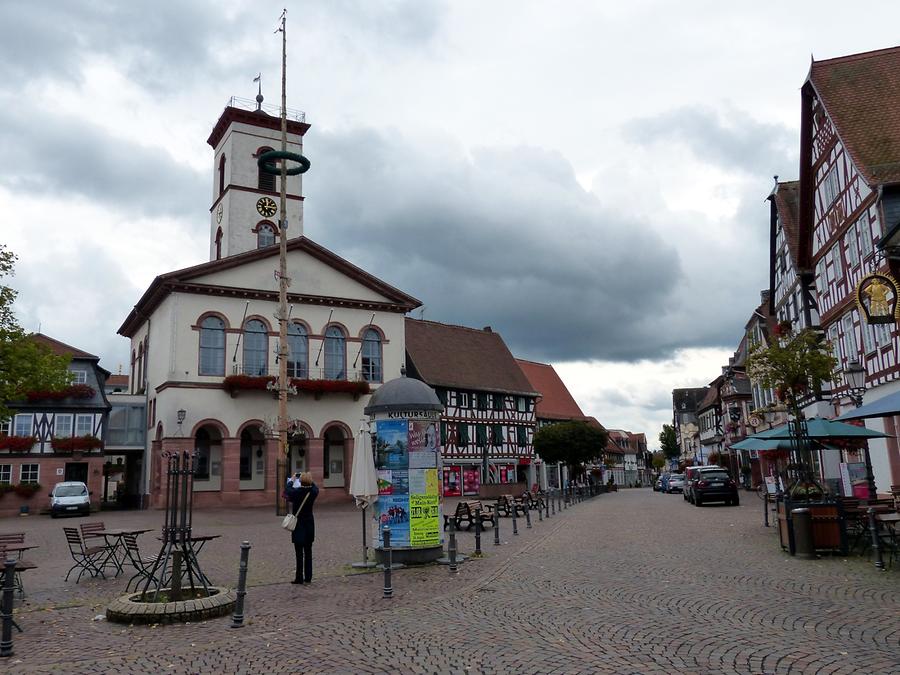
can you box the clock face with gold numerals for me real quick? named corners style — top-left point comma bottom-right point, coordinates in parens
top-left (256, 197), bottom-right (277, 218)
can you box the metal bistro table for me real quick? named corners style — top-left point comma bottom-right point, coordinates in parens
top-left (84, 529), bottom-right (154, 576)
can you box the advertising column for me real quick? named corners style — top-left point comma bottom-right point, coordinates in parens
top-left (374, 412), bottom-right (442, 554)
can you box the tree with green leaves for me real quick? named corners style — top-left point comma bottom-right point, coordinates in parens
top-left (658, 423), bottom-right (679, 460)
top-left (651, 452), bottom-right (666, 471)
top-left (533, 420), bottom-right (609, 477)
top-left (0, 245), bottom-right (72, 421)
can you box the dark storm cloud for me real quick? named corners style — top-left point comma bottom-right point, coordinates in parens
top-left (0, 1), bottom-right (253, 90)
top-left (625, 106), bottom-right (797, 177)
top-left (303, 128), bottom-right (685, 362)
top-left (0, 108), bottom-right (205, 219)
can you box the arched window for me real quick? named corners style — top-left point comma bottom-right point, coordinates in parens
top-left (361, 328), bottom-right (382, 382)
top-left (242, 319), bottom-right (268, 376)
top-left (324, 325), bottom-right (346, 380)
top-left (137, 343), bottom-right (144, 392)
top-left (257, 222), bottom-right (276, 248)
top-left (199, 316), bottom-right (226, 376)
top-left (215, 227), bottom-right (223, 260)
top-left (287, 323), bottom-right (308, 378)
top-left (195, 427), bottom-right (211, 480)
top-left (218, 155), bottom-right (226, 196)
top-left (257, 147), bottom-right (275, 191)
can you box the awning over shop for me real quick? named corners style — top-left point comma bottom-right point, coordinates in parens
top-left (834, 390), bottom-right (900, 421)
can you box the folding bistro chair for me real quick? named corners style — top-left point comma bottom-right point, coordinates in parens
top-left (0, 543), bottom-right (36, 599)
top-left (122, 533), bottom-right (160, 592)
top-left (63, 527), bottom-right (107, 583)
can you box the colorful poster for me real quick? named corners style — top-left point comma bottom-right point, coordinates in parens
top-left (443, 466), bottom-right (462, 497)
top-left (424, 468), bottom-right (439, 495)
top-left (409, 494), bottom-right (440, 546)
top-left (377, 495), bottom-right (410, 547)
top-left (408, 421), bottom-right (439, 452)
top-left (391, 469), bottom-right (409, 493)
top-left (377, 470), bottom-right (393, 495)
top-left (376, 420), bottom-right (408, 469)
top-left (463, 466), bottom-right (480, 495)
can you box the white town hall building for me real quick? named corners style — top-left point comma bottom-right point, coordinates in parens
top-left (118, 99), bottom-right (420, 507)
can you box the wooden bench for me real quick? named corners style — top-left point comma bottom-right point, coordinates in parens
top-left (443, 500), bottom-right (495, 530)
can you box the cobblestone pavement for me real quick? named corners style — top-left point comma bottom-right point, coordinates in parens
top-left (3, 489), bottom-right (898, 674)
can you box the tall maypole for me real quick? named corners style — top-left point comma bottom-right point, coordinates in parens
top-left (259, 8), bottom-right (310, 515)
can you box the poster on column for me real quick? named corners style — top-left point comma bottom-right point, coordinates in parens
top-left (376, 495), bottom-right (410, 547)
top-left (376, 420), bottom-right (408, 469)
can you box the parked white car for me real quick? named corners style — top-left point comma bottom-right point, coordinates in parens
top-left (666, 474), bottom-right (685, 493)
top-left (49, 481), bottom-right (91, 517)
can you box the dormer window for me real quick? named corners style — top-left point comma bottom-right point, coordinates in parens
top-left (257, 147), bottom-right (275, 191)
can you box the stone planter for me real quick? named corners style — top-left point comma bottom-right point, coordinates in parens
top-left (106, 587), bottom-right (237, 625)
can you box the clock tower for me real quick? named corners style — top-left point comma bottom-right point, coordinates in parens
top-left (206, 96), bottom-right (310, 260)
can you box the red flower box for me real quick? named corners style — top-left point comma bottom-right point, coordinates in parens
top-left (223, 375), bottom-right (276, 395)
top-left (290, 379), bottom-right (371, 396)
top-left (51, 435), bottom-right (104, 452)
top-left (0, 435), bottom-right (37, 451)
top-left (25, 384), bottom-right (95, 402)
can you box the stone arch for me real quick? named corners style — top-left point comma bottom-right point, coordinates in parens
top-left (189, 418), bottom-right (230, 439)
top-left (319, 420), bottom-right (353, 439)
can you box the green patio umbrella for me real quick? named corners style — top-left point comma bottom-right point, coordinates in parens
top-left (747, 416), bottom-right (890, 440)
top-left (731, 436), bottom-right (799, 451)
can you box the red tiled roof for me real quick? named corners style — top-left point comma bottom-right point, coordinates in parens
top-left (106, 374), bottom-right (129, 387)
top-left (515, 359), bottom-right (585, 420)
top-left (809, 46), bottom-right (900, 186)
top-left (405, 319), bottom-right (537, 395)
top-left (28, 333), bottom-right (97, 360)
top-left (772, 180), bottom-right (800, 264)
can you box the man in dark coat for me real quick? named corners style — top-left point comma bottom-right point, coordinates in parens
top-left (285, 472), bottom-right (319, 584)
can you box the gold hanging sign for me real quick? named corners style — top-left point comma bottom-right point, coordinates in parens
top-left (855, 272), bottom-right (900, 324)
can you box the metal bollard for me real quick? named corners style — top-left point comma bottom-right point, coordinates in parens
top-left (550, 494), bottom-right (555, 516)
top-left (383, 527), bottom-right (393, 598)
top-left (1, 558), bottom-right (17, 657)
top-left (230, 541), bottom-right (252, 628)
top-left (494, 512), bottom-right (501, 546)
top-left (763, 492), bottom-right (770, 527)
top-left (474, 511), bottom-right (483, 556)
top-left (512, 505), bottom-right (519, 535)
top-left (525, 505), bottom-right (532, 529)
top-left (448, 526), bottom-right (458, 573)
top-left (868, 507), bottom-right (884, 570)
top-left (538, 500), bottom-right (543, 521)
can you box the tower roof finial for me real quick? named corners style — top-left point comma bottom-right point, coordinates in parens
top-left (253, 73), bottom-right (263, 110)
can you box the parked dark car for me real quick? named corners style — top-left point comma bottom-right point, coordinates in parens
top-left (692, 469), bottom-right (739, 506)
top-left (683, 465), bottom-right (721, 503)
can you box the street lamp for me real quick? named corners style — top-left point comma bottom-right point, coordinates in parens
top-left (176, 409), bottom-right (186, 436)
top-left (843, 360), bottom-right (866, 408)
top-left (843, 359), bottom-right (876, 499)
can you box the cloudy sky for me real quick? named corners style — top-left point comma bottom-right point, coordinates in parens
top-left (1, 1), bottom-right (897, 447)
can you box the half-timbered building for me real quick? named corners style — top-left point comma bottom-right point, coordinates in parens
top-left (799, 47), bottom-right (900, 492)
top-left (672, 387), bottom-right (707, 465)
top-left (404, 319), bottom-right (538, 496)
top-left (0, 334), bottom-right (111, 516)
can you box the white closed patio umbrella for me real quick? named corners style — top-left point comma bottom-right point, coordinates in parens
top-left (349, 419), bottom-right (379, 568)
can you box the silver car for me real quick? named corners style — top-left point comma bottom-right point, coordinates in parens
top-left (666, 473), bottom-right (685, 493)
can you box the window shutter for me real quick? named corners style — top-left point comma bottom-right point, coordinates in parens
top-left (458, 423), bottom-right (469, 447)
top-left (436, 389), bottom-right (447, 405)
top-left (493, 395), bottom-right (504, 411)
top-left (517, 426), bottom-right (527, 447)
top-left (476, 424), bottom-right (487, 447)
top-left (492, 424), bottom-right (503, 446)
top-left (440, 422), bottom-right (447, 446)
top-left (477, 393), bottom-right (488, 410)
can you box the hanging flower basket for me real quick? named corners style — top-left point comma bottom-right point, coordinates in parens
top-left (25, 384), bottom-right (95, 402)
top-left (0, 435), bottom-right (37, 451)
top-left (51, 435), bottom-right (104, 452)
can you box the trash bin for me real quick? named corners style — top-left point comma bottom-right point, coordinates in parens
top-left (791, 507), bottom-right (816, 560)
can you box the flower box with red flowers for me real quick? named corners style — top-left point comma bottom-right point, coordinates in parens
top-left (51, 435), bottom-right (104, 452)
top-left (25, 384), bottom-right (96, 402)
top-left (223, 375), bottom-right (276, 396)
top-left (0, 435), bottom-right (37, 451)
top-left (290, 378), bottom-right (371, 398)
top-left (13, 482), bottom-right (41, 499)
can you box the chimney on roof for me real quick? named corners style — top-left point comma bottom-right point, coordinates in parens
top-left (482, 326), bottom-right (492, 332)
